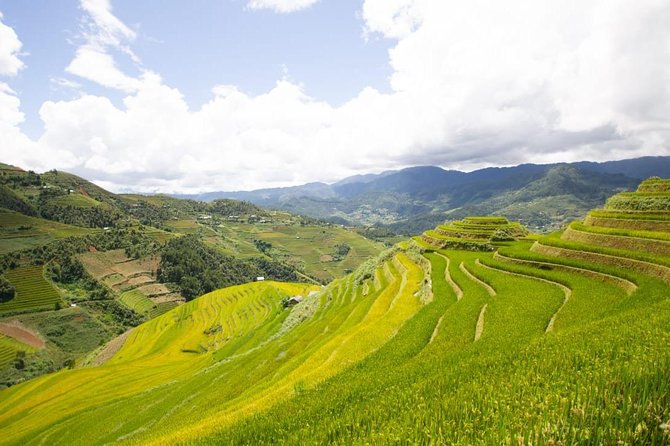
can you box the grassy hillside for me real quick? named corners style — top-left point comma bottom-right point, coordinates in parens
top-left (0, 209), bottom-right (96, 254)
top-left (0, 164), bottom-right (387, 389)
top-left (0, 179), bottom-right (669, 444)
top-left (1, 173), bottom-right (669, 444)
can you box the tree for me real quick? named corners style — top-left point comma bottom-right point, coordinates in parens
top-left (0, 275), bottom-right (15, 302)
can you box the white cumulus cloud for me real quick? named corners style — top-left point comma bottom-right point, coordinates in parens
top-left (65, 0), bottom-right (143, 91)
top-left (0, 12), bottom-right (24, 76)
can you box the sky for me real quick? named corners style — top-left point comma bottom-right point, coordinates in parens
top-left (0, 0), bottom-right (669, 193)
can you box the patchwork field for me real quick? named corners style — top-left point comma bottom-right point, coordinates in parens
top-left (0, 178), bottom-right (669, 445)
top-left (79, 250), bottom-right (182, 315)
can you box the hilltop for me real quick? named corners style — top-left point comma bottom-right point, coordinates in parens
top-left (190, 156), bottom-right (670, 232)
top-left (0, 177), bottom-right (668, 444)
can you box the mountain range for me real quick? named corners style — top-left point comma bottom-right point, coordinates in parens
top-left (177, 156), bottom-right (670, 233)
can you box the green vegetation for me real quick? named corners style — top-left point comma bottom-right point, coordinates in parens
top-left (421, 216), bottom-right (528, 250)
top-left (158, 235), bottom-right (300, 299)
top-left (0, 209), bottom-right (95, 254)
top-left (0, 266), bottom-right (62, 314)
top-left (0, 164), bottom-right (383, 389)
top-left (0, 335), bottom-right (35, 369)
top-left (0, 276), bottom-right (15, 302)
top-left (636, 177), bottom-right (670, 193)
top-left (211, 221), bottom-right (386, 282)
top-left (119, 289), bottom-right (156, 315)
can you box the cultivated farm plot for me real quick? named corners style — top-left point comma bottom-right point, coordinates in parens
top-left (0, 266), bottom-right (62, 314)
top-left (51, 193), bottom-right (102, 208)
top-left (220, 223), bottom-right (384, 282)
top-left (79, 250), bottom-right (159, 289)
top-left (136, 283), bottom-right (170, 296)
top-left (0, 334), bottom-right (36, 368)
top-left (79, 250), bottom-right (180, 317)
top-left (0, 209), bottom-right (95, 254)
top-left (119, 290), bottom-right (156, 315)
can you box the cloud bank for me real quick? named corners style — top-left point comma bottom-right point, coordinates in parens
top-left (1, 0), bottom-right (669, 193)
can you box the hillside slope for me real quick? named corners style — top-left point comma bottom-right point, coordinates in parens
top-left (0, 178), bottom-right (668, 445)
top-left (0, 163), bottom-right (387, 389)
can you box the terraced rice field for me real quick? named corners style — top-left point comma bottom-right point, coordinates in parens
top-left (0, 209), bottom-right (95, 254)
top-left (0, 266), bottom-right (62, 314)
top-left (0, 334), bottom-right (35, 368)
top-left (421, 216), bottom-right (528, 250)
top-left (119, 290), bottom-right (156, 315)
top-left (80, 250), bottom-right (180, 318)
top-left (0, 178), bottom-right (669, 445)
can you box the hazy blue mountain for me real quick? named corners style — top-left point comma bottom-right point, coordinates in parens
top-left (175, 156), bottom-right (670, 232)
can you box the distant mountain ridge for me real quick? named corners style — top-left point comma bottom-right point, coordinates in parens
top-left (176, 156), bottom-right (670, 232)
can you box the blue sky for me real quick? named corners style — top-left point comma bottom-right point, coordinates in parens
top-left (0, 1), bottom-right (668, 193)
top-left (1, 0), bottom-right (392, 138)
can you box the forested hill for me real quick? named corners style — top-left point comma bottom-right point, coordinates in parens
top-left (188, 156), bottom-right (670, 232)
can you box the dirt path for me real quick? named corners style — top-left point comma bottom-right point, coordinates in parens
top-left (89, 328), bottom-right (135, 367)
top-left (460, 262), bottom-right (496, 297)
top-left (476, 259), bottom-right (571, 333)
top-left (429, 315), bottom-right (445, 344)
top-left (474, 304), bottom-right (487, 342)
top-left (0, 320), bottom-right (45, 348)
top-left (436, 253), bottom-right (463, 300)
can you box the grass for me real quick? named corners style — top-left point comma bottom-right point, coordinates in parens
top-left (0, 335), bottom-right (35, 368)
top-left (637, 178), bottom-right (670, 193)
top-left (0, 209), bottom-right (95, 254)
top-left (588, 209), bottom-right (670, 221)
top-left (0, 251), bottom-right (424, 445)
top-left (422, 217), bottom-right (527, 252)
top-left (542, 231), bottom-right (670, 269)
top-left (119, 290), bottom-right (155, 315)
top-left (572, 221), bottom-right (670, 241)
top-left (214, 222), bottom-right (385, 282)
top-left (0, 266), bottom-right (62, 314)
top-left (51, 193), bottom-right (102, 208)
top-left (12, 307), bottom-right (110, 356)
top-left (563, 224), bottom-right (670, 256)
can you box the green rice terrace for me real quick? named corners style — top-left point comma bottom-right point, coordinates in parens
top-left (0, 178), bottom-right (669, 444)
top-left (0, 266), bottom-right (63, 314)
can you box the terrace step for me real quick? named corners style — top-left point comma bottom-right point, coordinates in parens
top-left (493, 252), bottom-right (637, 295)
top-left (531, 241), bottom-right (670, 284)
top-left (476, 259), bottom-right (571, 333)
top-left (459, 262), bottom-right (496, 297)
top-left (562, 226), bottom-right (670, 256)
